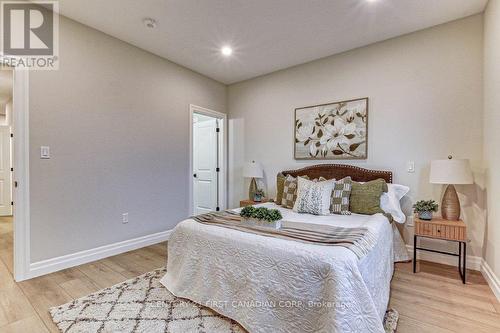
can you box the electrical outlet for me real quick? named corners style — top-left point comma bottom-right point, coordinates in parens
top-left (40, 146), bottom-right (50, 159)
top-left (122, 213), bottom-right (129, 224)
top-left (406, 215), bottom-right (414, 227)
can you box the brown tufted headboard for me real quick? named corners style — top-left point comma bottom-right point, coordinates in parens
top-left (281, 164), bottom-right (392, 184)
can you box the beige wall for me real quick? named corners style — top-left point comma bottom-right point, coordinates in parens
top-left (228, 15), bottom-right (485, 255)
top-left (483, 0), bottom-right (500, 278)
top-left (29, 16), bottom-right (226, 261)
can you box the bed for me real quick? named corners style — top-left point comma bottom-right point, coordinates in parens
top-left (160, 164), bottom-right (408, 333)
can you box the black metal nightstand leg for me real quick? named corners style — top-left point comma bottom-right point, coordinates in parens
top-left (463, 242), bottom-right (466, 284)
top-left (413, 235), bottom-right (417, 273)
top-left (457, 242), bottom-right (466, 284)
top-left (458, 242), bottom-right (462, 273)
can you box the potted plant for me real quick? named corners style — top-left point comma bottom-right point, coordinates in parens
top-left (240, 206), bottom-right (283, 229)
top-left (413, 200), bottom-right (439, 221)
top-left (253, 189), bottom-right (265, 202)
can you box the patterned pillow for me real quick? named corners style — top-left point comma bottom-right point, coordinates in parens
top-left (281, 174), bottom-right (309, 208)
top-left (293, 177), bottom-right (335, 215)
top-left (330, 177), bottom-right (353, 215)
top-left (276, 173), bottom-right (286, 204)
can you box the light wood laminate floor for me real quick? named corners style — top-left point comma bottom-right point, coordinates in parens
top-left (1, 216), bottom-right (499, 332)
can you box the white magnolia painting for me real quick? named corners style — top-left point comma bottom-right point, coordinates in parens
top-left (294, 98), bottom-right (368, 159)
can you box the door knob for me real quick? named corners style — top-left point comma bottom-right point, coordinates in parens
top-left (193, 173), bottom-right (197, 178)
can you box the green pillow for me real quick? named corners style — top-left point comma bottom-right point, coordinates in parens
top-left (349, 179), bottom-right (388, 215)
top-left (276, 173), bottom-right (286, 204)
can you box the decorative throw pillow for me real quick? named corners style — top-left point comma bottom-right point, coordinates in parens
top-left (349, 179), bottom-right (388, 215)
top-left (293, 177), bottom-right (335, 215)
top-left (330, 177), bottom-right (353, 215)
top-left (276, 173), bottom-right (286, 204)
top-left (281, 175), bottom-right (309, 208)
top-left (381, 184), bottom-right (410, 223)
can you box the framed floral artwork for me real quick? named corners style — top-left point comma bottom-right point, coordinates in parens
top-left (294, 97), bottom-right (368, 160)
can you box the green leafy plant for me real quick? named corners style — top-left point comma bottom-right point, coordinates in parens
top-left (240, 206), bottom-right (282, 222)
top-left (413, 200), bottom-right (439, 213)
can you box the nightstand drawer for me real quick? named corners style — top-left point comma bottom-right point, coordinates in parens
top-left (415, 219), bottom-right (466, 241)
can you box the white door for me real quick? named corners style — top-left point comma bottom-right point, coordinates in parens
top-left (193, 117), bottom-right (218, 215)
top-left (0, 126), bottom-right (12, 216)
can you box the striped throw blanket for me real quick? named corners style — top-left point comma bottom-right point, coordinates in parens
top-left (193, 211), bottom-right (378, 259)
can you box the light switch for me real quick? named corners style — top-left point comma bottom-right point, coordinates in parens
top-left (407, 161), bottom-right (415, 173)
top-left (40, 146), bottom-right (50, 159)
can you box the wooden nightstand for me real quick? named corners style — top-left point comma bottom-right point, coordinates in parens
top-left (239, 198), bottom-right (270, 207)
top-left (413, 217), bottom-right (467, 283)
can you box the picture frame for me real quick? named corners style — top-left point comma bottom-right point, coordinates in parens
top-left (294, 97), bottom-right (368, 160)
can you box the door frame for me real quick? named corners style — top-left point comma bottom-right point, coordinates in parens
top-left (189, 104), bottom-right (227, 215)
top-left (0, 125), bottom-right (13, 216)
top-left (0, 56), bottom-right (30, 281)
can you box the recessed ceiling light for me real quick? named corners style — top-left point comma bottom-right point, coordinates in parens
top-left (221, 46), bottom-right (233, 56)
top-left (143, 18), bottom-right (157, 29)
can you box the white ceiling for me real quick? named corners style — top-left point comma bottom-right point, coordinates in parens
top-left (57, 0), bottom-right (487, 84)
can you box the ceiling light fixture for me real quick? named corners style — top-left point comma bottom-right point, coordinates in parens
top-left (143, 18), bottom-right (157, 29)
top-left (221, 46), bottom-right (233, 56)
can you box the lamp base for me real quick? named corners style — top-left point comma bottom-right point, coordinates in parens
top-left (441, 184), bottom-right (460, 221)
top-left (249, 178), bottom-right (257, 201)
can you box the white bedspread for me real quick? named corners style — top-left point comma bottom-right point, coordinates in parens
top-left (160, 203), bottom-right (395, 333)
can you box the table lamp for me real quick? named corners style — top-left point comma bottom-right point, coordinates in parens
top-left (243, 161), bottom-right (263, 201)
top-left (429, 156), bottom-right (473, 220)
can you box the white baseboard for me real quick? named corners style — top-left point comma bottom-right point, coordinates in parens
top-left (405, 244), bottom-right (482, 271)
top-left (481, 260), bottom-right (500, 301)
top-left (26, 229), bottom-right (172, 280)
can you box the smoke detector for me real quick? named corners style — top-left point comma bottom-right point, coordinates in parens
top-left (143, 18), bottom-right (157, 29)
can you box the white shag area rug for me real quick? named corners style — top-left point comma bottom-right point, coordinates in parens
top-left (50, 268), bottom-right (399, 333)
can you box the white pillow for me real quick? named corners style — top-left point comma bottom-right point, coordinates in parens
top-left (293, 177), bottom-right (335, 215)
top-left (381, 184), bottom-right (409, 223)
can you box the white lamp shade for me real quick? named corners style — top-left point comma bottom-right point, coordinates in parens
top-left (243, 161), bottom-right (263, 178)
top-left (429, 159), bottom-right (473, 184)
